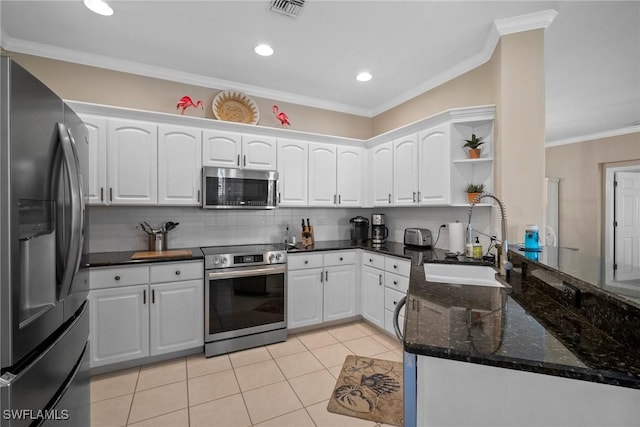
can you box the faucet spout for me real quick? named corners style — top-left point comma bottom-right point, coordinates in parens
top-left (467, 193), bottom-right (510, 276)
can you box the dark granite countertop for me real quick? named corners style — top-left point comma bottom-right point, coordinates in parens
top-left (292, 240), bottom-right (640, 389)
top-left (88, 247), bottom-right (204, 267)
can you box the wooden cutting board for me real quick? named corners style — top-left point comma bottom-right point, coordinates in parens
top-left (130, 249), bottom-right (193, 260)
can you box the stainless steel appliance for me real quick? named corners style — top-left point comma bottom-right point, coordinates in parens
top-left (349, 216), bottom-right (369, 244)
top-left (0, 58), bottom-right (90, 426)
top-left (404, 228), bottom-right (433, 248)
top-left (371, 213), bottom-right (388, 246)
top-left (202, 244), bottom-right (287, 357)
top-left (202, 167), bottom-right (278, 209)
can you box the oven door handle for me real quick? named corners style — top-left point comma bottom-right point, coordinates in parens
top-left (207, 264), bottom-right (286, 280)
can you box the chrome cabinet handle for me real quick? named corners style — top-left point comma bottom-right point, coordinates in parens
top-left (114, 275), bottom-right (121, 281)
top-left (369, 258), bottom-right (373, 262)
top-left (325, 271), bottom-right (328, 281)
top-left (110, 187), bottom-right (113, 202)
top-left (333, 194), bottom-right (337, 204)
top-left (393, 280), bottom-right (398, 285)
top-left (197, 190), bottom-right (201, 203)
top-left (394, 265), bottom-right (398, 269)
top-left (413, 191), bottom-right (416, 202)
top-left (278, 192), bottom-right (281, 203)
top-left (304, 260), bottom-right (309, 265)
top-left (418, 191), bottom-right (421, 201)
top-left (338, 194), bottom-right (341, 204)
top-left (379, 275), bottom-right (383, 286)
top-left (100, 187), bottom-right (104, 202)
top-left (175, 270), bottom-right (181, 275)
top-left (152, 289), bottom-right (155, 304)
top-left (243, 155), bottom-right (246, 166)
top-left (237, 154), bottom-right (240, 166)
top-left (143, 289), bottom-right (146, 304)
top-left (340, 257), bottom-right (343, 261)
top-left (320, 271), bottom-right (324, 282)
top-left (388, 194), bottom-right (392, 203)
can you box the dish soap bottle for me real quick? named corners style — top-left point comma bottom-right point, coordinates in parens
top-left (473, 237), bottom-right (483, 259)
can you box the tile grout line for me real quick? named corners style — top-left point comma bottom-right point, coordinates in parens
top-left (124, 366), bottom-right (141, 427)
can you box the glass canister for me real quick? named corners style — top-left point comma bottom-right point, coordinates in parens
top-left (524, 225), bottom-right (540, 250)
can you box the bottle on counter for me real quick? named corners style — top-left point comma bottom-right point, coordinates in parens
top-left (473, 237), bottom-right (483, 259)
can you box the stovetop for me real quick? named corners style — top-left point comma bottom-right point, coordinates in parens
top-left (202, 243), bottom-right (287, 269)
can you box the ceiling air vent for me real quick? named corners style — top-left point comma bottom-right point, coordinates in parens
top-left (269, 0), bottom-right (305, 18)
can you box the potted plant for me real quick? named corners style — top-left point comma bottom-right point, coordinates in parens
top-left (463, 134), bottom-right (485, 159)
top-left (465, 183), bottom-right (485, 204)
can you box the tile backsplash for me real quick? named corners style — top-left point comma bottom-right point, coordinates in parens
top-left (88, 206), bottom-right (493, 253)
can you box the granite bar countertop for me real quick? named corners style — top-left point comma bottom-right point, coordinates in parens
top-left (88, 247), bottom-right (204, 267)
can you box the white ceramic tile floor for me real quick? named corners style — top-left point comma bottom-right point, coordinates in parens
top-left (90, 320), bottom-right (403, 427)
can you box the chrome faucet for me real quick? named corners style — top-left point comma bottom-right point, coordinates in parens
top-left (467, 192), bottom-right (512, 276)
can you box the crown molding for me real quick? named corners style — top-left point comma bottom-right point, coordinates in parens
top-left (1, 10), bottom-right (557, 119)
top-left (545, 125), bottom-right (640, 148)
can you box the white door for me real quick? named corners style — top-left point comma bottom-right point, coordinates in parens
top-left (277, 139), bottom-right (308, 206)
top-left (242, 134), bottom-right (277, 170)
top-left (371, 142), bottom-right (394, 206)
top-left (149, 280), bottom-right (204, 356)
top-left (361, 265), bottom-right (384, 328)
top-left (614, 171), bottom-right (640, 280)
top-left (287, 268), bottom-right (323, 328)
top-left (88, 285), bottom-right (149, 367)
top-left (158, 125), bottom-right (202, 205)
top-left (81, 115), bottom-right (108, 205)
top-left (324, 264), bottom-right (357, 322)
top-left (337, 146), bottom-right (364, 207)
top-left (309, 143), bottom-right (338, 206)
top-left (107, 119), bottom-right (158, 205)
top-left (418, 123), bottom-right (450, 205)
top-left (393, 135), bottom-right (419, 206)
top-left (202, 129), bottom-right (242, 168)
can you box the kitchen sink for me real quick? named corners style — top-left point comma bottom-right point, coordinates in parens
top-left (424, 263), bottom-right (504, 287)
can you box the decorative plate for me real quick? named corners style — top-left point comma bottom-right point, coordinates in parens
top-left (212, 90), bottom-right (259, 125)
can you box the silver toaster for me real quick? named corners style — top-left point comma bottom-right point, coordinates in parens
top-left (404, 228), bottom-right (432, 247)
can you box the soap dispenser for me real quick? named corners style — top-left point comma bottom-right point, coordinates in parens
top-left (473, 237), bottom-right (483, 259)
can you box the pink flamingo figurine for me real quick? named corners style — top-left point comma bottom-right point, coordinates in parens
top-left (176, 96), bottom-right (203, 115)
top-left (272, 105), bottom-right (290, 128)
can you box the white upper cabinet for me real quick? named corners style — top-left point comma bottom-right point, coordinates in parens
top-left (158, 124), bottom-right (202, 205)
top-left (309, 143), bottom-right (338, 206)
top-left (371, 141), bottom-right (394, 206)
top-left (202, 129), bottom-right (241, 168)
top-left (202, 130), bottom-right (276, 170)
top-left (418, 123), bottom-right (451, 205)
top-left (81, 115), bottom-right (108, 205)
top-left (393, 134), bottom-right (419, 206)
top-left (336, 146), bottom-right (365, 206)
top-left (107, 119), bottom-right (158, 205)
top-left (277, 139), bottom-right (309, 206)
top-left (242, 134), bottom-right (277, 170)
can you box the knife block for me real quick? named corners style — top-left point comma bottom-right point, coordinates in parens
top-left (302, 226), bottom-right (314, 247)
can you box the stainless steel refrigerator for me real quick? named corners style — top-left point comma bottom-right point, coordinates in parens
top-left (0, 57), bottom-right (90, 426)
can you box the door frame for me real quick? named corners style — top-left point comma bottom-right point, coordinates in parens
top-left (603, 163), bottom-right (640, 277)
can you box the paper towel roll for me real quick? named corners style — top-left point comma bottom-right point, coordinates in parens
top-left (448, 222), bottom-right (465, 253)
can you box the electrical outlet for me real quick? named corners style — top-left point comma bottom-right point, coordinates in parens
top-left (561, 281), bottom-right (581, 308)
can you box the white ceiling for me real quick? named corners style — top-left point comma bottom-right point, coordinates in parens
top-left (1, 1), bottom-right (638, 143)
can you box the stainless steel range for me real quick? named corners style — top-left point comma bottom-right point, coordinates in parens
top-left (202, 244), bottom-right (287, 357)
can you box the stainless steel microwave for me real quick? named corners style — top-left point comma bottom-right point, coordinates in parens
top-left (202, 167), bottom-right (278, 209)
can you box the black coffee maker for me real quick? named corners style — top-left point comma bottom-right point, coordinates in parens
top-left (349, 216), bottom-right (369, 244)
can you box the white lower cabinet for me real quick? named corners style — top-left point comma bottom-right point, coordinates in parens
top-left (361, 265), bottom-right (385, 328)
top-left (88, 261), bottom-right (203, 368)
top-left (287, 251), bottom-right (356, 329)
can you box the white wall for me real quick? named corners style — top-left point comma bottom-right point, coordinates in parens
top-left (89, 206), bottom-right (492, 253)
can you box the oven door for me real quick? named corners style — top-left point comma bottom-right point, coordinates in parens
top-left (205, 264), bottom-right (286, 342)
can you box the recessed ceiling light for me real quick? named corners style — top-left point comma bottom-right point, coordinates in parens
top-left (356, 71), bottom-right (373, 82)
top-left (254, 44), bottom-right (274, 57)
top-left (84, 0), bottom-right (113, 16)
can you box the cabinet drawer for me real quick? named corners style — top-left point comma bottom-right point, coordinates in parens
top-left (90, 265), bottom-right (149, 289)
top-left (385, 272), bottom-right (409, 293)
top-left (150, 261), bottom-right (203, 283)
top-left (323, 251), bottom-right (356, 267)
top-left (385, 256), bottom-right (411, 277)
top-left (385, 287), bottom-right (407, 312)
top-left (288, 253), bottom-right (323, 270)
top-left (362, 252), bottom-right (385, 270)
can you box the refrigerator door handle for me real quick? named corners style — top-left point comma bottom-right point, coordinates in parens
top-left (56, 123), bottom-right (84, 300)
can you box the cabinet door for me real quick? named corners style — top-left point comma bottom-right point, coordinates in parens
top-left (336, 146), bottom-right (364, 207)
top-left (277, 139), bottom-right (308, 206)
top-left (242, 134), bottom-right (277, 170)
top-left (107, 119), bottom-right (158, 205)
top-left (370, 142), bottom-right (393, 206)
top-left (418, 123), bottom-right (450, 205)
top-left (202, 129), bottom-right (242, 167)
top-left (287, 268), bottom-right (323, 329)
top-left (81, 115), bottom-right (108, 205)
top-left (88, 285), bottom-right (149, 367)
top-left (324, 264), bottom-right (356, 322)
top-left (393, 135), bottom-right (419, 206)
top-left (308, 143), bottom-right (337, 206)
top-left (158, 125), bottom-right (202, 205)
top-left (361, 265), bottom-right (384, 328)
top-left (149, 280), bottom-right (203, 356)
